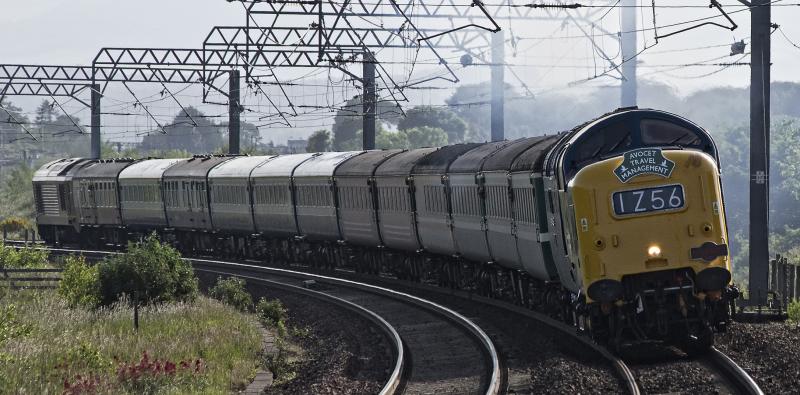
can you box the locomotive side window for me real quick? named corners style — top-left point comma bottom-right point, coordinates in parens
top-left (640, 119), bottom-right (702, 147)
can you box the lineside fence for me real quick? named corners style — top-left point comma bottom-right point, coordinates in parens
top-left (770, 254), bottom-right (799, 310)
top-left (0, 268), bottom-right (62, 290)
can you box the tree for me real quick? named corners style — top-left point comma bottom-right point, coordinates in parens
top-left (307, 130), bottom-right (331, 153)
top-left (241, 121), bottom-right (262, 151)
top-left (403, 126), bottom-right (447, 148)
top-left (331, 96), bottom-right (403, 150)
top-left (140, 107), bottom-right (224, 154)
top-left (397, 106), bottom-right (467, 144)
top-left (33, 100), bottom-right (56, 126)
top-left (0, 99), bottom-right (30, 146)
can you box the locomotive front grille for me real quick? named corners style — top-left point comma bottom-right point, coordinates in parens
top-left (39, 184), bottom-right (61, 216)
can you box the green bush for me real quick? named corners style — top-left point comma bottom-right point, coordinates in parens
top-left (58, 255), bottom-right (100, 308)
top-left (256, 298), bottom-right (286, 325)
top-left (97, 234), bottom-right (198, 306)
top-left (789, 300), bottom-right (800, 323)
top-left (209, 277), bottom-right (253, 312)
top-left (0, 244), bottom-right (48, 269)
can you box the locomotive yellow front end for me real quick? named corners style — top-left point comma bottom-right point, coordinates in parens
top-left (559, 110), bottom-right (737, 349)
top-left (570, 149), bottom-right (735, 347)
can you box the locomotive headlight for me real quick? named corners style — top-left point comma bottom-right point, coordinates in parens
top-left (648, 245), bottom-right (662, 258)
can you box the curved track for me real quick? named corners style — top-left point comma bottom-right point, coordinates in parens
top-left (625, 344), bottom-right (763, 395)
top-left (704, 347), bottom-right (764, 395)
top-left (41, 247), bottom-right (501, 395)
top-left (26, 242), bottom-right (762, 394)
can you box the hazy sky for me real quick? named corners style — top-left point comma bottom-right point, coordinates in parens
top-left (1, 1), bottom-right (799, 143)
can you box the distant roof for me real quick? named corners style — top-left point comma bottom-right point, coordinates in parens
top-left (120, 158), bottom-right (185, 180)
top-left (33, 158), bottom-right (88, 182)
top-left (412, 143), bottom-right (482, 175)
top-left (483, 136), bottom-right (559, 172)
top-left (208, 156), bottom-right (275, 178)
top-left (163, 155), bottom-right (234, 178)
top-left (375, 147), bottom-right (438, 176)
top-left (510, 135), bottom-right (563, 173)
top-left (293, 151), bottom-right (364, 177)
top-left (250, 153), bottom-right (318, 178)
top-left (448, 140), bottom-right (516, 173)
top-left (335, 149), bottom-right (404, 177)
top-left (75, 159), bottom-right (136, 179)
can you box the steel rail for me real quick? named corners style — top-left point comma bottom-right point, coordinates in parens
top-left (706, 347), bottom-right (764, 395)
top-left (191, 266), bottom-right (405, 395)
top-left (190, 258), bottom-right (502, 395)
top-left (335, 271), bottom-right (641, 395)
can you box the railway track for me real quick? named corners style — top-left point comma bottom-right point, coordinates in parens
top-left (625, 343), bottom-right (763, 395)
top-left (41, 246), bottom-right (501, 395)
top-left (13, 242), bottom-right (763, 394)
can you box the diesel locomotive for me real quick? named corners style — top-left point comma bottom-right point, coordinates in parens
top-left (32, 108), bottom-right (736, 350)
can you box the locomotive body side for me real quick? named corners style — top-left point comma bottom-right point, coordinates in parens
top-left (33, 158), bottom-right (89, 244)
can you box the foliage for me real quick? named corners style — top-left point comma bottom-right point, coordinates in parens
top-left (0, 217), bottom-right (33, 234)
top-left (331, 97), bottom-right (402, 150)
top-left (0, 244), bottom-right (49, 269)
top-left (0, 164), bottom-right (37, 221)
top-left (209, 277), bottom-right (253, 313)
top-left (256, 297), bottom-right (288, 337)
top-left (0, 292), bottom-right (261, 393)
top-left (712, 118), bottom-right (800, 284)
top-left (0, 304), bottom-right (32, 346)
top-left (403, 126), bottom-right (448, 148)
top-left (788, 300), bottom-right (800, 323)
top-left (97, 234), bottom-right (198, 306)
top-left (397, 106), bottom-right (468, 144)
top-left (306, 129), bottom-right (331, 153)
top-left (58, 255), bottom-right (101, 308)
top-left (139, 107), bottom-right (224, 154)
top-left (111, 351), bottom-right (207, 394)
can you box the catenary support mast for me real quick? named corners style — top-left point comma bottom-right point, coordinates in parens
top-left (229, 70), bottom-right (241, 155)
top-left (748, 0), bottom-right (772, 305)
top-left (620, 0), bottom-right (637, 107)
top-left (362, 52), bottom-right (376, 150)
top-left (90, 84), bottom-right (101, 160)
top-left (491, 30), bottom-right (505, 142)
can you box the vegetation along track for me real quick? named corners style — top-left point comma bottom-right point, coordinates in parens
top-left (41, 246), bottom-right (501, 395)
top-left (29, 243), bottom-right (759, 394)
top-left (624, 343), bottom-right (763, 395)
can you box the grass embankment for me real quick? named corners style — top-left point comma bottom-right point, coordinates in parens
top-left (0, 291), bottom-right (262, 393)
top-left (0, 237), bottom-right (267, 394)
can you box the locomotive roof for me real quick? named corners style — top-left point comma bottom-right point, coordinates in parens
top-left (334, 149), bottom-right (404, 177)
top-left (119, 158), bottom-right (185, 180)
top-left (448, 140), bottom-right (517, 174)
top-left (509, 134), bottom-right (563, 173)
top-left (293, 151), bottom-right (364, 177)
top-left (412, 143), bottom-right (483, 175)
top-left (74, 159), bottom-right (136, 179)
top-left (208, 155), bottom-right (276, 179)
top-left (374, 147), bottom-right (437, 176)
top-left (33, 158), bottom-right (89, 182)
top-left (250, 153), bottom-right (318, 178)
top-left (163, 155), bottom-right (234, 179)
top-left (555, 108), bottom-right (717, 180)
